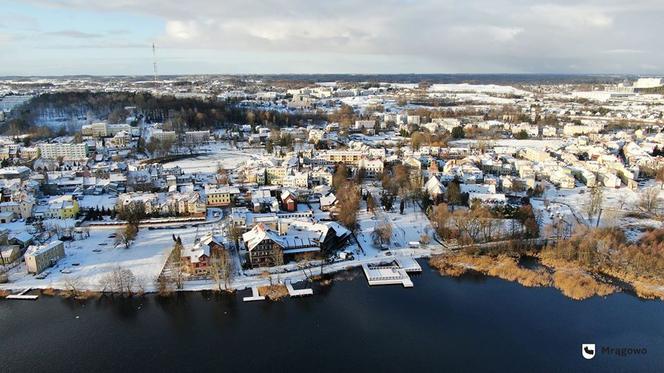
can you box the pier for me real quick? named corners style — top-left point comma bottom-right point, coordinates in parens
top-left (362, 262), bottom-right (413, 288)
top-left (5, 288), bottom-right (39, 300)
top-left (285, 280), bottom-right (313, 297)
top-left (242, 286), bottom-right (265, 302)
top-left (396, 256), bottom-right (422, 273)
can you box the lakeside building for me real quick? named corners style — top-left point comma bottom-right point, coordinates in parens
top-left (243, 221), bottom-right (351, 268)
top-left (181, 234), bottom-right (226, 276)
top-left (24, 240), bottom-right (65, 274)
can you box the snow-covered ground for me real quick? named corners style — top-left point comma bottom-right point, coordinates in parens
top-left (428, 83), bottom-right (531, 96)
top-left (1, 224), bottom-right (221, 291)
top-left (162, 143), bottom-right (262, 173)
top-left (78, 194), bottom-right (117, 210)
top-left (355, 184), bottom-right (435, 259)
top-left (536, 182), bottom-right (664, 241)
top-left (450, 138), bottom-right (568, 150)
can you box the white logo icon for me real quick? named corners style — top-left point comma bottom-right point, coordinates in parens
top-left (582, 344), bottom-right (596, 360)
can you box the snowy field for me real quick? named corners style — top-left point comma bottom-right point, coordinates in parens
top-left (450, 138), bottom-right (568, 150)
top-left (1, 224), bottom-right (220, 292)
top-left (162, 148), bottom-right (257, 173)
top-left (538, 182), bottom-right (664, 240)
top-left (428, 83), bottom-right (531, 96)
top-left (355, 186), bottom-right (435, 259)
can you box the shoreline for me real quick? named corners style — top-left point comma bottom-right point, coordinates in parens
top-left (429, 252), bottom-right (664, 301)
top-left (0, 248), bottom-right (433, 299)
top-left (3, 248), bottom-right (663, 302)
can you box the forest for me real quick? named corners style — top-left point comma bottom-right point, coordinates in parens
top-left (2, 91), bottom-right (326, 137)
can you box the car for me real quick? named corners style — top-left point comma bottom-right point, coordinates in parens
top-left (35, 271), bottom-right (50, 279)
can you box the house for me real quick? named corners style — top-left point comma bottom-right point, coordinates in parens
top-left (243, 224), bottom-right (286, 267)
top-left (0, 245), bottom-right (20, 265)
top-left (42, 195), bottom-right (79, 219)
top-left (0, 200), bottom-right (35, 219)
top-left (358, 158), bottom-right (384, 177)
top-left (24, 240), bottom-right (65, 274)
top-left (0, 166), bottom-right (31, 180)
top-left (320, 193), bottom-right (337, 211)
top-left (243, 221), bottom-right (351, 268)
top-left (281, 190), bottom-right (298, 212)
top-left (424, 176), bottom-right (445, 200)
top-left (205, 185), bottom-right (240, 207)
top-left (0, 229), bottom-right (20, 265)
top-left (181, 234), bottom-right (225, 276)
top-left (0, 211), bottom-right (13, 224)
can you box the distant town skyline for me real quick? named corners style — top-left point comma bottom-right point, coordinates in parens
top-left (1, 0), bottom-right (663, 76)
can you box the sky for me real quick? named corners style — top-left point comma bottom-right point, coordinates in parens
top-left (0, 0), bottom-right (662, 76)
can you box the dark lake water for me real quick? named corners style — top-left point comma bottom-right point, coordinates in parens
top-left (1, 262), bottom-right (663, 373)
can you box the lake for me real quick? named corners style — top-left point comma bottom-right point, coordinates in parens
top-left (1, 262), bottom-right (663, 373)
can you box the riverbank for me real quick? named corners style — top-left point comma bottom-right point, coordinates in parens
top-left (429, 251), bottom-right (664, 301)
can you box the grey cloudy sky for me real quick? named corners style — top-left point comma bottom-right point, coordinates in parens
top-left (0, 0), bottom-right (662, 75)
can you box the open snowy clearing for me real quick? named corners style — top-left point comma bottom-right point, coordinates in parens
top-left (1, 224), bottom-right (217, 291)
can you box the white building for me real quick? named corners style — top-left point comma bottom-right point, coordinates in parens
top-left (38, 143), bottom-right (88, 160)
top-left (24, 240), bottom-right (65, 274)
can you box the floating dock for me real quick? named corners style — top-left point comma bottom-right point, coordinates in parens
top-left (396, 256), bottom-right (422, 273)
top-left (285, 281), bottom-right (313, 297)
top-left (5, 288), bottom-right (39, 300)
top-left (242, 286), bottom-right (265, 302)
top-left (362, 262), bottom-right (413, 288)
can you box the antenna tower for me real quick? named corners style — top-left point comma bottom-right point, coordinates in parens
top-left (152, 42), bottom-right (158, 86)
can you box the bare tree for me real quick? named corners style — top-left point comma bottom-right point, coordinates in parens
top-left (210, 249), bottom-right (234, 291)
top-left (372, 219), bottom-right (393, 246)
top-left (335, 181), bottom-right (361, 231)
top-left (617, 192), bottom-right (629, 210)
top-left (155, 274), bottom-right (175, 296)
top-left (170, 237), bottom-right (185, 289)
top-left (639, 186), bottom-right (661, 214)
top-left (114, 224), bottom-right (138, 249)
top-left (63, 275), bottom-right (82, 298)
top-left (585, 185), bottom-right (604, 221)
top-left (228, 225), bottom-right (243, 249)
top-left (99, 267), bottom-right (137, 295)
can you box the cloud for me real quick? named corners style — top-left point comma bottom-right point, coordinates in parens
top-left (0, 33), bottom-right (13, 45)
top-left (528, 4), bottom-right (613, 29)
top-left (7, 0), bottom-right (664, 73)
top-left (44, 30), bottom-right (104, 38)
top-left (602, 49), bottom-right (645, 55)
top-left (165, 20), bottom-right (199, 40)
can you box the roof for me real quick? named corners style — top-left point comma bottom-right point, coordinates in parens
top-left (182, 234), bottom-right (224, 264)
top-left (25, 240), bottom-right (63, 257)
top-left (243, 221), bottom-right (350, 252)
top-left (320, 193), bottom-right (337, 207)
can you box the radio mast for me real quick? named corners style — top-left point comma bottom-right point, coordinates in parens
top-left (152, 42), bottom-right (158, 86)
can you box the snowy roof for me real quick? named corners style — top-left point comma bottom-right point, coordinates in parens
top-left (320, 193), bottom-right (337, 207)
top-left (25, 240), bottom-right (63, 257)
top-left (424, 176), bottom-right (445, 196)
